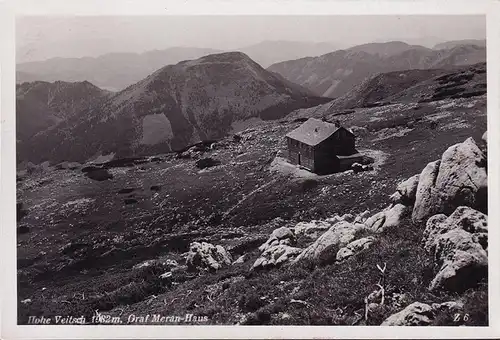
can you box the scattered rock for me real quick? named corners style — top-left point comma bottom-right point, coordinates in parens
top-left (186, 242), bottom-right (232, 271)
top-left (252, 244), bottom-right (302, 270)
top-left (412, 138), bottom-right (487, 223)
top-left (336, 236), bottom-right (376, 261)
top-left (431, 301), bottom-right (464, 313)
top-left (252, 226), bottom-right (301, 269)
top-left (293, 221), bottom-right (364, 264)
top-left (381, 302), bottom-right (434, 326)
top-left (259, 227), bottom-right (296, 252)
top-left (350, 126), bottom-right (368, 136)
top-left (159, 272), bottom-right (173, 280)
top-left (351, 163), bottom-right (363, 173)
top-left (352, 162), bottom-right (373, 173)
top-left (195, 157), bottom-right (221, 169)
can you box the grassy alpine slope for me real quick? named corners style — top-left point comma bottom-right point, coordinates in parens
top-left (17, 63), bottom-right (487, 326)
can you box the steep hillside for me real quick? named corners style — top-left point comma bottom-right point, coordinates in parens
top-left (267, 44), bottom-right (486, 98)
top-left (16, 47), bottom-right (221, 91)
top-left (327, 62), bottom-right (486, 110)
top-left (16, 80), bottom-right (110, 143)
top-left (18, 52), bottom-right (329, 164)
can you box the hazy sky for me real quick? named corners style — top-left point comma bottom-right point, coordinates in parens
top-left (16, 15), bottom-right (485, 63)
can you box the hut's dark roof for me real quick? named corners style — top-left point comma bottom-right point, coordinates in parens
top-left (286, 118), bottom-right (353, 146)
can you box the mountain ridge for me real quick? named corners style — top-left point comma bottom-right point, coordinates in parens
top-left (17, 52), bottom-right (329, 164)
top-left (267, 43), bottom-right (486, 98)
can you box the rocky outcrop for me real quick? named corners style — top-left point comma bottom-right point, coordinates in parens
top-left (252, 227), bottom-right (302, 270)
top-left (325, 213), bottom-right (356, 224)
top-left (186, 241), bottom-right (232, 271)
top-left (259, 227), bottom-right (296, 252)
top-left (422, 206), bottom-right (487, 252)
top-left (412, 138), bottom-right (487, 223)
top-left (422, 206), bottom-right (488, 292)
top-left (252, 244), bottom-right (303, 270)
top-left (336, 236), bottom-right (375, 261)
top-left (364, 204), bottom-right (409, 233)
top-left (390, 174), bottom-right (420, 205)
top-left (381, 302), bottom-right (434, 326)
top-left (293, 221), bottom-right (364, 264)
top-left (381, 301), bottom-right (463, 326)
top-left (294, 220), bottom-right (331, 238)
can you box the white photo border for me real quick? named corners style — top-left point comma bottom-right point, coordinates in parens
top-left (1, 0), bottom-right (499, 339)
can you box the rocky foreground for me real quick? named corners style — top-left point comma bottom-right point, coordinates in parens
top-left (176, 135), bottom-right (488, 325)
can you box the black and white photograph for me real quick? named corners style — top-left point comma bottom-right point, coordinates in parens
top-left (2, 0), bottom-right (500, 338)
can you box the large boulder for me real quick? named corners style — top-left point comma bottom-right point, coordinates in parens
top-left (185, 242), bottom-right (232, 271)
top-left (364, 204), bottom-right (409, 233)
top-left (428, 228), bottom-right (488, 292)
top-left (422, 206), bottom-right (488, 292)
top-left (382, 301), bottom-right (464, 326)
top-left (412, 160), bottom-right (441, 222)
top-left (390, 174), bottom-right (420, 205)
top-left (422, 206), bottom-right (488, 252)
top-left (252, 244), bottom-right (302, 270)
top-left (381, 302), bottom-right (434, 326)
top-left (252, 226), bottom-right (301, 269)
top-left (412, 138), bottom-right (487, 223)
top-left (336, 236), bottom-right (375, 261)
top-left (293, 221), bottom-right (364, 264)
